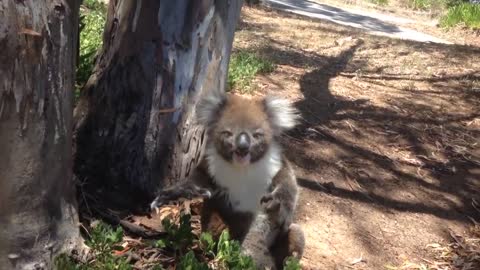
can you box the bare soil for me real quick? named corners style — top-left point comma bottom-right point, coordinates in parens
top-left (234, 6), bottom-right (480, 269)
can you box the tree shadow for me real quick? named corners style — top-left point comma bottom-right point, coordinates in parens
top-left (283, 41), bottom-right (480, 224)
top-left (237, 1), bottom-right (480, 228)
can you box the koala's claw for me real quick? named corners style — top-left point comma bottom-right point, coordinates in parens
top-left (197, 188), bottom-right (212, 199)
top-left (261, 193), bottom-right (280, 213)
top-left (150, 195), bottom-right (168, 213)
top-left (260, 193), bottom-right (273, 204)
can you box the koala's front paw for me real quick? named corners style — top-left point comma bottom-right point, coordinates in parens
top-left (150, 194), bottom-right (169, 214)
top-left (194, 186), bottom-right (212, 199)
top-left (260, 193), bottom-right (280, 213)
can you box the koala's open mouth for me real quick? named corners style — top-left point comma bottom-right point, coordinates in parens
top-left (233, 150), bottom-right (251, 166)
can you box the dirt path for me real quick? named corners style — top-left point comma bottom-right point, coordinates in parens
top-left (234, 6), bottom-right (480, 269)
top-left (264, 0), bottom-right (450, 44)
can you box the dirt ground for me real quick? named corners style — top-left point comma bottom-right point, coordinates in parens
top-left (233, 6), bottom-right (480, 270)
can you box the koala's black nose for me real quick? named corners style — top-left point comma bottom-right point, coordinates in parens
top-left (235, 132), bottom-right (250, 155)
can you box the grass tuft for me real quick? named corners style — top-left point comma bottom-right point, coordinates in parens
top-left (440, 3), bottom-right (480, 29)
top-left (228, 51), bottom-right (275, 93)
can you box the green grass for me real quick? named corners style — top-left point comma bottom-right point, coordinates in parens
top-left (406, 0), bottom-right (452, 12)
top-left (440, 3), bottom-right (480, 29)
top-left (76, 0), bottom-right (106, 96)
top-left (55, 215), bottom-right (301, 269)
top-left (228, 51), bottom-right (275, 93)
top-left (369, 0), bottom-right (389, 6)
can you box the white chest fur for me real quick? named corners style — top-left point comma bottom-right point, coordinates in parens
top-left (206, 143), bottom-right (282, 213)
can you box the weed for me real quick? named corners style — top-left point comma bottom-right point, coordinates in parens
top-left (215, 230), bottom-right (256, 270)
top-left (85, 222), bottom-right (124, 253)
top-left (177, 251), bottom-right (210, 270)
top-left (441, 3), bottom-right (480, 29)
top-left (228, 51), bottom-right (275, 93)
top-left (155, 214), bottom-right (195, 254)
top-left (54, 254), bottom-right (84, 270)
top-left (199, 232), bottom-right (216, 256)
top-left (54, 221), bottom-right (131, 270)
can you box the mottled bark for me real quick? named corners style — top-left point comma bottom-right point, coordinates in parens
top-left (74, 0), bottom-right (243, 201)
top-left (0, 0), bottom-right (80, 269)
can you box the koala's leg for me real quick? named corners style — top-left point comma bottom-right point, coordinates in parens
top-left (222, 211), bottom-right (255, 242)
top-left (243, 243), bottom-right (277, 270)
top-left (270, 223), bottom-right (305, 269)
top-left (200, 199), bottom-right (228, 240)
top-left (202, 196), bottom-right (254, 242)
top-left (242, 212), bottom-right (280, 270)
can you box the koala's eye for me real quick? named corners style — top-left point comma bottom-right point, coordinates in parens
top-left (253, 132), bottom-right (264, 139)
top-left (221, 130), bottom-right (233, 137)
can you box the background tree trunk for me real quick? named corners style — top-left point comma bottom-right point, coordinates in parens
top-left (245, 0), bottom-right (261, 5)
top-left (74, 0), bottom-right (243, 203)
top-left (0, 0), bottom-right (80, 268)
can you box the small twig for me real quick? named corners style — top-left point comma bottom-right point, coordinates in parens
top-left (19, 28), bottom-right (42, 36)
top-left (119, 220), bottom-right (165, 239)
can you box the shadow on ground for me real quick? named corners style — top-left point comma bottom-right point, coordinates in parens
top-left (239, 7), bottom-right (480, 222)
top-left (236, 6), bottom-right (480, 268)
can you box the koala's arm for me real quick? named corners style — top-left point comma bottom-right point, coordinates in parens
top-left (150, 159), bottom-right (215, 211)
top-left (262, 158), bottom-right (298, 230)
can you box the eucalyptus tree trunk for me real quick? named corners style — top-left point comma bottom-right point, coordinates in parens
top-left (74, 0), bottom-right (243, 201)
top-left (0, 0), bottom-right (80, 268)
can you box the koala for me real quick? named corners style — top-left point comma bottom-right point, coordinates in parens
top-left (150, 92), bottom-right (303, 263)
top-left (242, 192), bottom-right (305, 270)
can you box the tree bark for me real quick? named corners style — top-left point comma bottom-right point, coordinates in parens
top-left (74, 0), bottom-right (243, 202)
top-left (245, 0), bottom-right (261, 5)
top-left (0, 0), bottom-right (80, 269)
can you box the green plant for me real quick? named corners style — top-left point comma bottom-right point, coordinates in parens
top-left (83, 0), bottom-right (107, 11)
top-left (155, 214), bottom-right (195, 254)
top-left (409, 0), bottom-right (433, 10)
top-left (54, 254), bottom-right (84, 270)
top-left (199, 232), bottom-right (216, 256)
top-left (55, 222), bottom-right (131, 270)
top-left (215, 230), bottom-right (256, 270)
top-left (228, 51), bottom-right (275, 93)
top-left (57, 214), bottom-right (302, 269)
top-left (177, 251), bottom-right (210, 270)
top-left (86, 222), bottom-right (124, 253)
top-left (408, 0), bottom-right (451, 10)
top-left (440, 3), bottom-right (480, 29)
top-left (77, 0), bottom-right (107, 93)
top-left (284, 256), bottom-right (302, 270)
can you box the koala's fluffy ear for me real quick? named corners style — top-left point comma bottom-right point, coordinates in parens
top-left (263, 95), bottom-right (299, 134)
top-left (196, 90), bottom-right (227, 126)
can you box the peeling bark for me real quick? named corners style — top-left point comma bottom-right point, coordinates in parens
top-left (74, 0), bottom-right (243, 201)
top-left (0, 0), bottom-right (80, 268)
